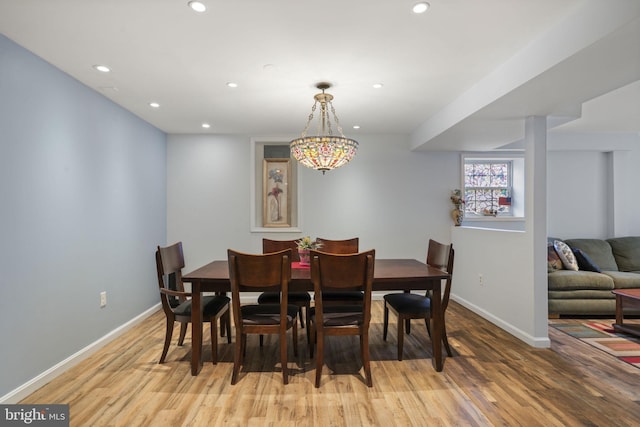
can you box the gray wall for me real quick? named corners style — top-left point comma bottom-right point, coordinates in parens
top-left (166, 134), bottom-right (460, 272)
top-left (0, 34), bottom-right (166, 398)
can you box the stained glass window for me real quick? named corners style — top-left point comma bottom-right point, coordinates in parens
top-left (464, 160), bottom-right (512, 215)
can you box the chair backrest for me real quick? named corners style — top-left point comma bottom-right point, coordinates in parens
top-left (316, 237), bottom-right (359, 254)
top-left (310, 249), bottom-right (375, 324)
top-left (426, 239), bottom-right (455, 310)
top-left (263, 238), bottom-right (300, 262)
top-left (155, 242), bottom-right (188, 313)
top-left (227, 249), bottom-right (292, 326)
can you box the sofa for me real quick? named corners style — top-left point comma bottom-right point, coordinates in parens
top-left (547, 236), bottom-right (640, 317)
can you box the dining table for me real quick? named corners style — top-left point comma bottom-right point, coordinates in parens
top-left (182, 258), bottom-right (450, 376)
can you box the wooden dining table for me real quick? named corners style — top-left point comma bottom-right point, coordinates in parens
top-left (182, 258), bottom-right (450, 376)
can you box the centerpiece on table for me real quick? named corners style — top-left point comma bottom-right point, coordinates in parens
top-left (296, 236), bottom-right (322, 265)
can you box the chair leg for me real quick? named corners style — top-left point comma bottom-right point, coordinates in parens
top-left (281, 329), bottom-right (288, 385)
top-left (315, 332), bottom-right (324, 388)
top-left (292, 321), bottom-right (299, 357)
top-left (210, 319), bottom-right (218, 365)
top-left (361, 332), bottom-right (372, 387)
top-left (309, 321), bottom-right (316, 358)
top-left (225, 311), bottom-right (232, 343)
top-left (259, 335), bottom-right (264, 347)
top-left (442, 324), bottom-right (453, 357)
top-left (177, 323), bottom-right (188, 346)
top-left (397, 315), bottom-right (405, 361)
top-left (232, 331), bottom-right (244, 385)
top-left (298, 306), bottom-right (305, 328)
top-left (383, 303), bottom-right (389, 341)
top-left (305, 305), bottom-right (311, 344)
top-left (159, 319), bottom-right (174, 364)
top-left (406, 318), bottom-right (411, 335)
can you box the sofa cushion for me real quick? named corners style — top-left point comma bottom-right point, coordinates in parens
top-left (547, 270), bottom-right (614, 291)
top-left (554, 240), bottom-right (578, 271)
top-left (602, 271), bottom-right (640, 289)
top-left (547, 243), bottom-right (564, 272)
top-left (572, 248), bottom-right (602, 273)
top-left (564, 239), bottom-right (619, 271)
top-left (607, 237), bottom-right (640, 272)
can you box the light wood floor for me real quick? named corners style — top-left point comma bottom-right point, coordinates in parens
top-left (21, 301), bottom-right (640, 426)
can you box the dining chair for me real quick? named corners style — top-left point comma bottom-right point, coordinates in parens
top-left (227, 248), bottom-right (299, 385)
top-left (382, 239), bottom-right (455, 361)
top-left (309, 249), bottom-right (375, 387)
top-left (155, 242), bottom-right (231, 365)
top-left (315, 237), bottom-right (364, 306)
top-left (258, 238), bottom-right (311, 331)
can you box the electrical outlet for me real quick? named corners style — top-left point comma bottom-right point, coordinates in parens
top-left (100, 291), bottom-right (107, 308)
top-left (478, 273), bottom-right (484, 286)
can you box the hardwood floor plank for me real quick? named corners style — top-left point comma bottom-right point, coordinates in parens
top-left (19, 301), bottom-right (640, 426)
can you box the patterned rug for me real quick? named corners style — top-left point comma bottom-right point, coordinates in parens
top-left (551, 321), bottom-right (640, 369)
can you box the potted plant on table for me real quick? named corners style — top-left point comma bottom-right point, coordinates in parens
top-left (296, 236), bottom-right (321, 265)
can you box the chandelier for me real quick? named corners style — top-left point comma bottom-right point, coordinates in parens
top-left (290, 82), bottom-right (358, 174)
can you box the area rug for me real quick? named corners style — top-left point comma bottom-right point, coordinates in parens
top-left (551, 321), bottom-right (640, 369)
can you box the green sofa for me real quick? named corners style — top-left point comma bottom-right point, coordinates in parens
top-left (548, 236), bottom-right (640, 316)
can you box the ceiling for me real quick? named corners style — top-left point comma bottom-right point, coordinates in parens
top-left (0, 0), bottom-right (638, 150)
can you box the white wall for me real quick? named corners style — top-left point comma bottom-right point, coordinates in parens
top-left (547, 132), bottom-right (640, 238)
top-left (0, 35), bottom-right (166, 400)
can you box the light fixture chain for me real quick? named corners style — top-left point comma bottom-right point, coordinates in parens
top-left (329, 101), bottom-right (345, 136)
top-left (300, 101), bottom-right (317, 138)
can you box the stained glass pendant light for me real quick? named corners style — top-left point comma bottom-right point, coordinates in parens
top-left (290, 82), bottom-right (358, 174)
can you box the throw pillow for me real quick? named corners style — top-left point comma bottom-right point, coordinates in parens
top-left (554, 240), bottom-right (579, 271)
top-left (547, 244), bottom-right (564, 272)
top-left (572, 248), bottom-right (602, 273)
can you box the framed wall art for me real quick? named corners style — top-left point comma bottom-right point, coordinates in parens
top-left (262, 158), bottom-right (291, 227)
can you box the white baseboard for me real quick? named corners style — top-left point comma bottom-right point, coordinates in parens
top-left (0, 303), bottom-right (161, 404)
top-left (451, 295), bottom-right (551, 348)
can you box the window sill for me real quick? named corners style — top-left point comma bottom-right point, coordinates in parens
top-left (463, 216), bottom-right (525, 222)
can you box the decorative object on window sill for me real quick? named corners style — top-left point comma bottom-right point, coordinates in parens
top-left (498, 196), bottom-right (512, 206)
top-left (295, 236), bottom-right (322, 265)
top-left (482, 208), bottom-right (498, 217)
top-left (290, 82), bottom-right (358, 174)
top-left (450, 189), bottom-right (465, 226)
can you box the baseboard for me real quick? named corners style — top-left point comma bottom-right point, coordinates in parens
top-left (0, 303), bottom-right (161, 404)
top-left (451, 295), bottom-right (551, 348)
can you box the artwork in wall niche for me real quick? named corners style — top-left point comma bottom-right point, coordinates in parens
top-left (263, 158), bottom-right (291, 227)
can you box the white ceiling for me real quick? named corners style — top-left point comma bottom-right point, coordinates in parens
top-left (0, 0), bottom-right (638, 150)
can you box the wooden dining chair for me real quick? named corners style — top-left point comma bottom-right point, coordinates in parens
top-left (258, 238), bottom-right (311, 331)
top-left (155, 242), bottom-right (231, 365)
top-left (315, 237), bottom-right (364, 306)
top-left (227, 248), bottom-right (299, 385)
top-left (309, 249), bottom-right (375, 387)
top-left (382, 239), bottom-right (455, 360)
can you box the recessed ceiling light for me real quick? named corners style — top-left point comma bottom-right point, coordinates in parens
top-left (93, 65), bottom-right (111, 73)
top-left (372, 83), bottom-right (384, 89)
top-left (226, 82), bottom-right (238, 88)
top-left (149, 102), bottom-right (160, 108)
top-left (188, 1), bottom-right (206, 12)
top-left (412, 2), bottom-right (430, 14)
top-left (202, 123), bottom-right (211, 129)
top-left (353, 125), bottom-right (361, 129)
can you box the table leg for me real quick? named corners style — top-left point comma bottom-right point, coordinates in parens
top-left (431, 280), bottom-right (443, 371)
top-left (614, 294), bottom-right (624, 328)
top-left (191, 280), bottom-right (203, 376)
